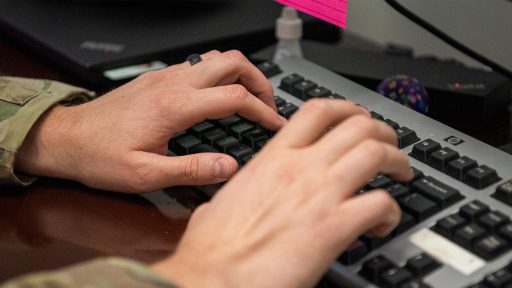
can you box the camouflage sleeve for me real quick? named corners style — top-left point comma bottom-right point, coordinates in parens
top-left (0, 257), bottom-right (179, 288)
top-left (0, 77), bottom-right (96, 186)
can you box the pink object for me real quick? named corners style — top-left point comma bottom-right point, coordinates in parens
top-left (275, 0), bottom-right (347, 28)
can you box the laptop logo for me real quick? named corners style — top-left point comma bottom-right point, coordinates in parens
top-left (80, 41), bottom-right (125, 53)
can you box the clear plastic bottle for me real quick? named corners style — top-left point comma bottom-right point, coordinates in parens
top-left (273, 7), bottom-right (303, 62)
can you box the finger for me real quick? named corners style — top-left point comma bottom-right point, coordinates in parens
top-left (129, 152), bottom-right (239, 191)
top-left (271, 99), bottom-right (368, 148)
top-left (176, 85), bottom-right (286, 131)
top-left (184, 50), bottom-right (276, 110)
top-left (313, 115), bottom-right (398, 163)
top-left (329, 140), bottom-right (412, 197)
top-left (170, 50), bottom-right (223, 71)
top-left (336, 190), bottom-right (401, 240)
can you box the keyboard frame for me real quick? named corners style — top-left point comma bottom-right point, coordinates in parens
top-left (270, 56), bottom-right (512, 288)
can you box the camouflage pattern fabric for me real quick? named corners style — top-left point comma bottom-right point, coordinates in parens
top-left (0, 77), bottom-right (96, 185)
top-left (1, 257), bottom-right (178, 288)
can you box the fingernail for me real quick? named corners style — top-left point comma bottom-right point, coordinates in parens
top-left (214, 158), bottom-right (233, 179)
top-left (279, 115), bottom-right (288, 124)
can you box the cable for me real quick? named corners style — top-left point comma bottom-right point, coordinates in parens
top-left (384, 0), bottom-right (512, 80)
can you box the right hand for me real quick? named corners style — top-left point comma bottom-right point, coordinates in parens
top-left (153, 99), bottom-right (413, 288)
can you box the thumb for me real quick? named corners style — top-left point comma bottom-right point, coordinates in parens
top-left (133, 152), bottom-right (238, 190)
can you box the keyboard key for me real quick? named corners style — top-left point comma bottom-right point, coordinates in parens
top-left (405, 253), bottom-right (440, 276)
top-left (360, 255), bottom-right (396, 285)
top-left (393, 212), bottom-right (416, 236)
top-left (279, 73), bottom-right (304, 93)
top-left (242, 128), bottom-right (269, 148)
top-left (427, 147), bottom-right (460, 171)
top-left (306, 86), bottom-right (331, 99)
top-left (291, 80), bottom-right (318, 100)
top-left (411, 139), bottom-right (442, 162)
top-left (498, 223), bottom-right (512, 242)
top-left (478, 211), bottom-right (510, 233)
top-left (384, 119), bottom-right (400, 130)
top-left (446, 156), bottom-right (478, 181)
top-left (274, 95), bottom-right (286, 107)
top-left (453, 224), bottom-right (487, 249)
top-left (387, 183), bottom-right (410, 199)
top-left (190, 121), bottom-right (215, 136)
top-left (397, 127), bottom-right (420, 149)
top-left (338, 240), bottom-right (368, 265)
top-left (188, 144), bottom-right (219, 154)
top-left (257, 61), bottom-right (282, 78)
top-left (381, 267), bottom-right (413, 288)
top-left (399, 193), bottom-right (440, 222)
top-left (241, 153), bottom-right (256, 166)
top-left (169, 131), bottom-right (187, 151)
top-left (255, 139), bottom-right (270, 152)
top-left (411, 176), bottom-right (463, 208)
top-left (484, 268), bottom-right (512, 288)
top-left (202, 128), bottom-right (227, 146)
top-left (278, 103), bottom-right (299, 119)
top-left (466, 283), bottom-right (490, 288)
top-left (217, 115), bottom-right (242, 129)
top-left (214, 136), bottom-right (240, 153)
top-left (459, 200), bottom-right (490, 222)
top-left (494, 180), bottom-right (512, 206)
top-left (411, 167), bottom-right (424, 181)
top-left (367, 175), bottom-right (393, 190)
top-left (361, 235), bottom-right (392, 250)
top-left (371, 111), bottom-right (385, 121)
top-left (227, 144), bottom-right (254, 165)
top-left (433, 214), bottom-right (467, 238)
top-left (473, 235), bottom-right (509, 260)
top-left (229, 122), bottom-right (255, 141)
top-left (464, 165), bottom-right (501, 189)
top-left (399, 280), bottom-right (431, 288)
top-left (327, 93), bottom-right (346, 100)
top-left (174, 135), bottom-right (202, 155)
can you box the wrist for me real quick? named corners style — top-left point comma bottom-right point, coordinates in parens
top-left (15, 104), bottom-right (82, 180)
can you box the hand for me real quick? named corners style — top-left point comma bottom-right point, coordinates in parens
top-left (15, 50), bottom-right (286, 192)
top-left (152, 99), bottom-right (413, 288)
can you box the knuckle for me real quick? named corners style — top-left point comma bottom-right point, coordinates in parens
top-left (208, 49), bottom-right (221, 55)
top-left (303, 99), bottom-right (331, 113)
top-left (127, 159), bottom-right (154, 192)
top-left (227, 84), bottom-right (249, 102)
top-left (180, 157), bottom-right (202, 180)
top-left (360, 139), bottom-right (385, 159)
top-left (350, 115), bottom-right (378, 137)
top-left (224, 50), bottom-right (247, 63)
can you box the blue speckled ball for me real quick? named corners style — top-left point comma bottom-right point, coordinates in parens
top-left (377, 75), bottom-right (429, 114)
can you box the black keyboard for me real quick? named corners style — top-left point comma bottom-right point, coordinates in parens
top-left (167, 56), bottom-right (512, 288)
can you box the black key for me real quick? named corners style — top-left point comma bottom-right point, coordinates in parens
top-left (494, 180), bottom-right (512, 205)
top-left (467, 283), bottom-right (490, 288)
top-left (227, 145), bottom-right (254, 165)
top-left (393, 212), bottom-right (416, 236)
top-left (400, 280), bottom-right (431, 288)
top-left (190, 121), bottom-right (215, 136)
top-left (380, 267), bottom-right (414, 288)
top-left (189, 144), bottom-right (219, 154)
top-left (217, 115), bottom-right (242, 129)
top-left (405, 253), bottom-right (440, 276)
top-left (361, 235), bottom-right (392, 250)
top-left (446, 156), bottom-right (478, 181)
top-left (169, 131), bottom-right (187, 150)
top-left (327, 93), bottom-right (346, 100)
top-left (433, 214), bottom-right (467, 238)
top-left (274, 95), bottom-right (286, 107)
top-left (411, 139), bottom-right (442, 162)
top-left (428, 147), bottom-right (460, 171)
top-left (387, 183), bottom-right (410, 199)
top-left (464, 165), bottom-right (501, 189)
top-left (255, 139), bottom-right (270, 152)
top-left (338, 240), bottom-right (368, 265)
top-left (241, 154), bottom-right (256, 166)
top-left (384, 119), bottom-right (400, 130)
top-left (306, 86), bottom-right (331, 99)
top-left (459, 200), bottom-right (490, 222)
top-left (278, 103), bottom-right (299, 119)
top-left (397, 127), bottom-right (420, 149)
top-left (411, 176), bottom-right (463, 208)
top-left (202, 128), bottom-right (227, 146)
top-left (360, 255), bottom-right (396, 284)
top-left (291, 80), bottom-right (318, 100)
top-left (473, 235), bottom-right (509, 260)
top-left (242, 128), bottom-right (269, 148)
top-left (478, 211), bottom-right (510, 233)
top-left (399, 193), bottom-right (440, 222)
top-left (229, 122), bottom-right (255, 141)
top-left (484, 268), bottom-right (512, 288)
top-left (214, 136), bottom-right (240, 153)
top-left (453, 224), bottom-right (487, 249)
top-left (499, 223), bottom-right (512, 242)
top-left (257, 61), bottom-right (282, 78)
top-left (279, 73), bottom-right (304, 93)
top-left (371, 111), bottom-right (385, 121)
top-left (174, 135), bottom-right (202, 155)
top-left (367, 175), bottom-right (393, 190)
top-left (411, 167), bottom-right (424, 182)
